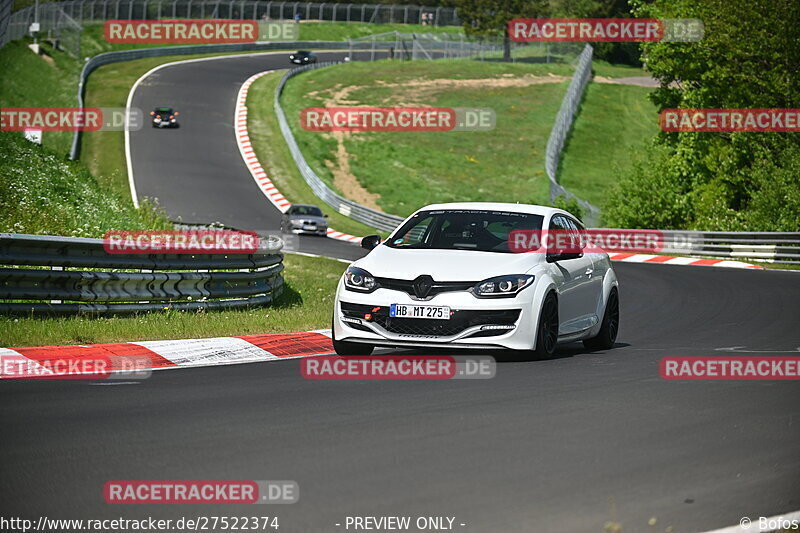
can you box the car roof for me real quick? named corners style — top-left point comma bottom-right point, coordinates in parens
top-left (413, 202), bottom-right (569, 218)
top-left (155, 106), bottom-right (173, 111)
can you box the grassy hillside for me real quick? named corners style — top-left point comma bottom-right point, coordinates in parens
top-left (0, 131), bottom-right (170, 236)
top-left (0, 40), bottom-right (79, 154)
top-left (558, 82), bottom-right (659, 209)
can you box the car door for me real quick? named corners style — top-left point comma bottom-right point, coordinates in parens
top-left (547, 215), bottom-right (595, 335)
top-left (564, 216), bottom-right (602, 332)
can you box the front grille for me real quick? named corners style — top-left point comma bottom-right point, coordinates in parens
top-left (374, 277), bottom-right (476, 299)
top-left (340, 302), bottom-right (520, 338)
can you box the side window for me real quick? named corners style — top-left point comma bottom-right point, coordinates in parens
top-left (564, 217), bottom-right (585, 251)
top-left (548, 215), bottom-right (566, 231)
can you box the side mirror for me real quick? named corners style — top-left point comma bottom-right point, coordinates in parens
top-left (323, 214), bottom-right (329, 218)
top-left (361, 235), bottom-right (381, 250)
top-left (547, 251), bottom-right (582, 263)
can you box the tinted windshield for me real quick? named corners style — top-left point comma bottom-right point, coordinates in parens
top-left (292, 206), bottom-right (323, 217)
top-left (386, 209), bottom-right (544, 253)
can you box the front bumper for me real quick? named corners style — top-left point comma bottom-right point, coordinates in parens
top-left (333, 281), bottom-right (538, 351)
top-left (287, 225), bottom-right (327, 235)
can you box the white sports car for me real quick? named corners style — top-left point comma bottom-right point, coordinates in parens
top-left (331, 202), bottom-right (619, 358)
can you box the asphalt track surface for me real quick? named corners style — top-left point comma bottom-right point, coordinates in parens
top-left (2, 53), bottom-right (800, 532)
top-left (129, 50), bottom-right (387, 262)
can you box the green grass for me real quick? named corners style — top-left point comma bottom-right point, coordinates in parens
top-left (0, 39), bottom-right (80, 155)
top-left (558, 82), bottom-right (659, 210)
top-left (279, 58), bottom-right (576, 218)
top-left (0, 253), bottom-right (346, 347)
top-left (591, 60), bottom-right (649, 79)
top-left (247, 71), bottom-right (385, 238)
top-left (0, 130), bottom-right (170, 236)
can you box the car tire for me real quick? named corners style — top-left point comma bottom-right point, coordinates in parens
top-left (531, 291), bottom-right (559, 359)
top-left (583, 288), bottom-right (619, 351)
top-left (331, 318), bottom-right (374, 355)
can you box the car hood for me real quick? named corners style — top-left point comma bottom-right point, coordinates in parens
top-left (353, 246), bottom-right (541, 281)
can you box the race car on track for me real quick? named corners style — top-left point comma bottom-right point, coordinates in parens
top-left (150, 107), bottom-right (179, 128)
top-left (289, 50), bottom-right (317, 65)
top-left (332, 202), bottom-right (619, 357)
top-left (281, 204), bottom-right (329, 236)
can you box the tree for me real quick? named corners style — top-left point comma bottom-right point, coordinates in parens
top-left (607, 0), bottom-right (800, 230)
top-left (455, 0), bottom-right (548, 61)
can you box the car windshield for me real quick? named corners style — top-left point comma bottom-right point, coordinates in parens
top-left (292, 206), bottom-right (323, 217)
top-left (386, 209), bottom-right (544, 253)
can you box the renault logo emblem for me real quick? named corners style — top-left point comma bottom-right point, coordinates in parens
top-left (412, 275), bottom-right (434, 299)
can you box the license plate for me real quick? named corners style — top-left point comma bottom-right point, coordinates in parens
top-left (303, 225), bottom-right (316, 230)
top-left (390, 304), bottom-right (450, 320)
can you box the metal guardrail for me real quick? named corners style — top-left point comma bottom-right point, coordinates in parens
top-left (274, 61), bottom-right (406, 233)
top-left (545, 44), bottom-right (601, 226)
top-left (2, 0), bottom-right (459, 49)
top-left (0, 233), bottom-right (285, 315)
top-left (0, 0), bottom-right (11, 49)
top-left (653, 230), bottom-right (800, 264)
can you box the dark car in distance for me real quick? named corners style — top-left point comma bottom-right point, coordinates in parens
top-left (150, 107), bottom-right (179, 128)
top-left (289, 50), bottom-right (317, 65)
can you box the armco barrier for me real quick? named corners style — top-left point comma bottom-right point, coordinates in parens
top-left (545, 44), bottom-right (601, 226)
top-left (0, 233), bottom-right (285, 315)
top-left (654, 230), bottom-right (800, 265)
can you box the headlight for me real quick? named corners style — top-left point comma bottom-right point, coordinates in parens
top-left (290, 219), bottom-right (304, 227)
top-left (473, 275), bottom-right (534, 298)
top-left (170, 119), bottom-right (176, 123)
top-left (344, 267), bottom-right (378, 293)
